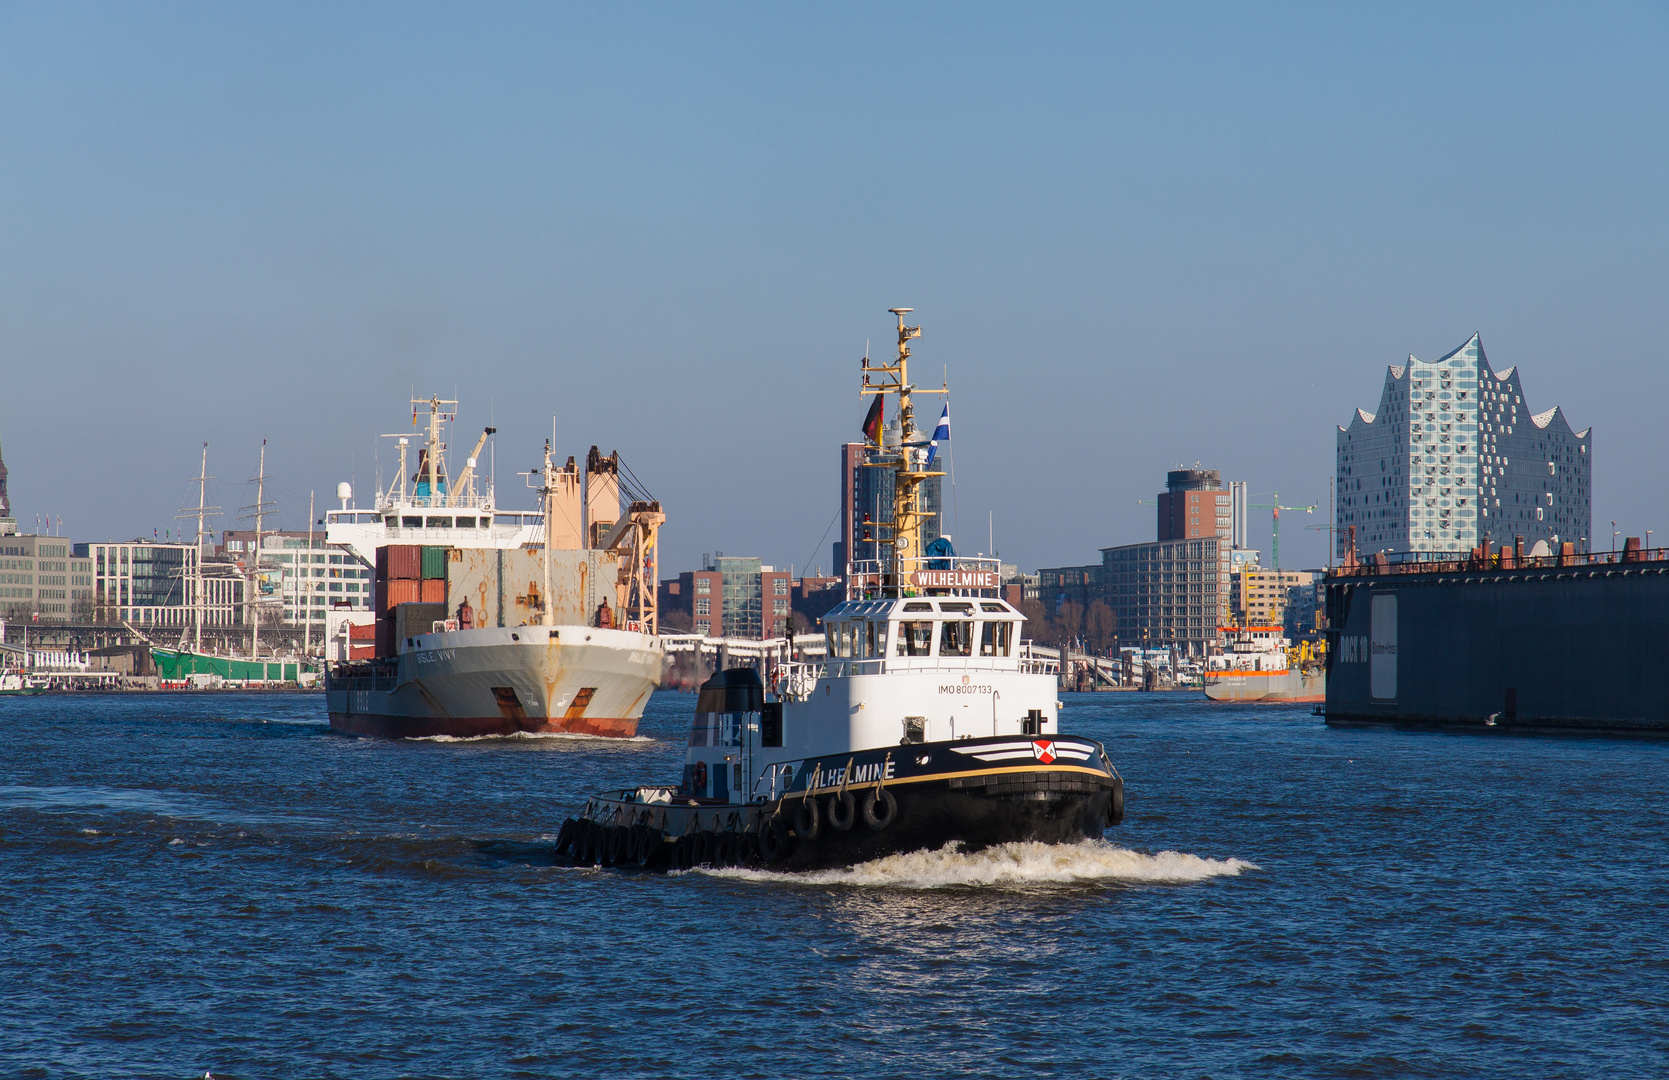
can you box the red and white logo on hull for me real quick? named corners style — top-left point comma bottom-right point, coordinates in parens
top-left (1032, 740), bottom-right (1056, 764)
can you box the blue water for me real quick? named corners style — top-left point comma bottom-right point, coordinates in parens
top-left (2, 691), bottom-right (1666, 1078)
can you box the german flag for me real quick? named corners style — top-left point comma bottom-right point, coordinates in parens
top-left (861, 395), bottom-right (883, 445)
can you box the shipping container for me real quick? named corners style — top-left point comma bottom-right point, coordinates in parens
top-left (384, 544), bottom-right (423, 581)
top-left (393, 602), bottom-right (449, 646)
top-left (349, 643), bottom-right (375, 660)
top-left (420, 578), bottom-right (446, 604)
top-left (385, 579), bottom-right (423, 609)
top-left (444, 547), bottom-right (621, 629)
top-left (348, 622), bottom-right (377, 641)
top-left (421, 546), bottom-right (448, 580)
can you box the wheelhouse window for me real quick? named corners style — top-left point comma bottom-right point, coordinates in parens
top-left (940, 620), bottom-right (974, 657)
top-left (455, 517), bottom-right (476, 528)
top-left (980, 621), bottom-right (1013, 657)
top-left (427, 516), bottom-right (452, 528)
top-left (401, 516), bottom-right (422, 528)
top-left (865, 620), bottom-right (887, 657)
top-left (897, 621), bottom-right (934, 656)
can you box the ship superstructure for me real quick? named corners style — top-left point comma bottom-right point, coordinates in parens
top-left (558, 311), bottom-right (1124, 871)
top-left (324, 398), bottom-right (666, 738)
top-left (1203, 625), bottom-right (1325, 703)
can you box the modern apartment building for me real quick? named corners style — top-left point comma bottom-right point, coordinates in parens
top-left (1336, 333), bottom-right (1592, 557)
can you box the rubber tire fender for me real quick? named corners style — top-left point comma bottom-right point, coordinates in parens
top-left (694, 830), bottom-right (717, 867)
top-left (757, 815), bottom-right (792, 863)
top-left (555, 818), bottom-right (578, 859)
top-left (673, 836), bottom-right (696, 871)
top-left (606, 825), bottom-right (630, 866)
top-left (826, 791), bottom-right (856, 831)
top-left (792, 797), bottom-right (821, 842)
top-left (861, 788), bottom-right (898, 830)
top-left (581, 822), bottom-right (602, 865)
top-left (635, 828), bottom-right (662, 869)
top-left (1107, 779), bottom-right (1125, 827)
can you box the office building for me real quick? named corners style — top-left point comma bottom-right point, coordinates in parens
top-left (835, 442), bottom-right (942, 574)
top-left (1233, 569), bottom-right (1317, 628)
top-left (86, 541), bottom-right (242, 627)
top-left (0, 535), bottom-right (95, 621)
top-left (220, 530), bottom-right (373, 624)
top-left (1337, 333), bottom-right (1591, 557)
top-left (674, 555), bottom-right (791, 639)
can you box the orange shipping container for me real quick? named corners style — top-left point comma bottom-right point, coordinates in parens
top-left (348, 622), bottom-right (376, 641)
top-left (420, 578), bottom-right (446, 604)
top-left (385, 579), bottom-right (422, 608)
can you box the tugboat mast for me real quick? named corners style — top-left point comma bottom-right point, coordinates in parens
top-left (859, 308), bottom-right (945, 595)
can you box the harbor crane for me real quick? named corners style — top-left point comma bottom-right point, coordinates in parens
top-left (1249, 491), bottom-right (1316, 571)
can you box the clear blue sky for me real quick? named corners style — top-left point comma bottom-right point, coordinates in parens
top-left (2, 3), bottom-right (1665, 573)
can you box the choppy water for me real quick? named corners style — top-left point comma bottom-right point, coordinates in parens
top-left (2, 691), bottom-right (1666, 1078)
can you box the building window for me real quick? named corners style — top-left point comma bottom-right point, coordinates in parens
top-left (695, 598), bottom-right (710, 615)
top-left (695, 620), bottom-right (710, 634)
top-left (773, 580), bottom-right (789, 595)
top-left (696, 579), bottom-right (710, 595)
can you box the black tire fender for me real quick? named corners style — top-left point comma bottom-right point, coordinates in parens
top-left (1107, 779), bottom-right (1125, 827)
top-left (862, 788), bottom-right (898, 830)
top-left (757, 815), bottom-right (792, 863)
top-left (555, 817), bottom-right (578, 859)
top-left (606, 825), bottom-right (629, 866)
top-left (826, 791), bottom-right (856, 831)
top-left (792, 797), bottom-right (821, 842)
top-left (635, 828), bottom-right (662, 868)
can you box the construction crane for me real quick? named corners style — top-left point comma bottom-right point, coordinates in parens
top-left (1249, 491), bottom-right (1316, 570)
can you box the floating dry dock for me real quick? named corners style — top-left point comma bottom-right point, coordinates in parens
top-left (1322, 539), bottom-right (1669, 737)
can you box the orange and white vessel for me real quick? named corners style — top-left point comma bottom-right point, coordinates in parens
top-left (1203, 625), bottom-right (1325, 703)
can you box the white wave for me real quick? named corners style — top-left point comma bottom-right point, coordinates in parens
top-left (410, 731), bottom-right (657, 744)
top-left (692, 839), bottom-right (1257, 889)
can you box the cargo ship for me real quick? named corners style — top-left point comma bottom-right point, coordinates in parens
top-left (1203, 626), bottom-right (1325, 703)
top-left (323, 398), bottom-right (665, 738)
top-left (556, 309), bottom-right (1124, 871)
top-left (1322, 531), bottom-right (1669, 737)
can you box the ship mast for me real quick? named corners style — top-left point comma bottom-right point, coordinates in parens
top-left (242, 439), bottom-right (275, 659)
top-left (188, 443), bottom-right (215, 652)
top-left (859, 308), bottom-right (945, 593)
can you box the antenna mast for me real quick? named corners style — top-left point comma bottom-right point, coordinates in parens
top-left (859, 308), bottom-right (945, 592)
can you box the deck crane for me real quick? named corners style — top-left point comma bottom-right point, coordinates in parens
top-left (447, 426), bottom-right (496, 506)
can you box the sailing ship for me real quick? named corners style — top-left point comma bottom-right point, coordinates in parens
top-left (323, 398), bottom-right (665, 737)
top-left (556, 309), bottom-right (1125, 871)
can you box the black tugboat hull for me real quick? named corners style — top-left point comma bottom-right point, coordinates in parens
top-left (557, 735), bottom-right (1124, 873)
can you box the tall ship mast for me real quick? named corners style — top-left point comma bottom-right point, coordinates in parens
top-left (323, 397), bottom-right (665, 738)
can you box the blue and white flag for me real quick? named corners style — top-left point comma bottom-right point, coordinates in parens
top-left (925, 404), bottom-right (950, 467)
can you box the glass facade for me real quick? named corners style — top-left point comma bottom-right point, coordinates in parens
top-left (1337, 334), bottom-right (1592, 557)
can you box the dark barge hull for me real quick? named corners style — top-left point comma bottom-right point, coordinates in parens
top-left (559, 735), bottom-right (1124, 872)
top-left (1322, 556), bottom-right (1669, 738)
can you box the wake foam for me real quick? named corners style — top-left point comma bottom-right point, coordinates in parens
top-left (692, 839), bottom-right (1256, 889)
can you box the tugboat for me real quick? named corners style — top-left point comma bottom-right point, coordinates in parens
top-left (555, 310), bottom-right (1125, 871)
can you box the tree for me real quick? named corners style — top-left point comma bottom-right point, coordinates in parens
top-left (1056, 601), bottom-right (1085, 646)
top-left (1016, 598), bottom-right (1051, 643)
top-left (1085, 600), bottom-right (1114, 654)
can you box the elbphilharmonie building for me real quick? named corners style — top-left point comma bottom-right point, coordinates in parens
top-left (1336, 334), bottom-right (1591, 558)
